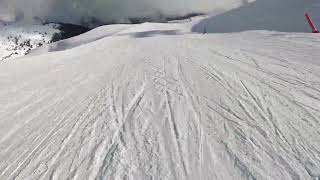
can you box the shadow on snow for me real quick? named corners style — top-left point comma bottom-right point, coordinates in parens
top-left (192, 0), bottom-right (319, 33)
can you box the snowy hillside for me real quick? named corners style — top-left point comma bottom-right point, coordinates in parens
top-left (0, 1), bottom-right (320, 180)
top-left (0, 22), bottom-right (60, 61)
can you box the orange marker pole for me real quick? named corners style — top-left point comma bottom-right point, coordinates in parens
top-left (305, 13), bottom-right (319, 33)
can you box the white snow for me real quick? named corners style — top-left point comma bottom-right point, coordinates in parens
top-left (0, 2), bottom-right (320, 180)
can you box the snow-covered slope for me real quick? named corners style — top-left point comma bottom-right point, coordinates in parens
top-left (0, 2), bottom-right (320, 180)
top-left (0, 22), bottom-right (60, 61)
top-left (1, 19), bottom-right (320, 179)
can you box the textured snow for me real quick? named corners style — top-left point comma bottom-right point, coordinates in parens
top-left (1, 6), bottom-right (320, 180)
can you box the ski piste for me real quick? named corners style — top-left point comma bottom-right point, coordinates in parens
top-left (0, 0), bottom-right (320, 179)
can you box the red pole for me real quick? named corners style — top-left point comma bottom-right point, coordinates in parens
top-left (305, 13), bottom-right (319, 33)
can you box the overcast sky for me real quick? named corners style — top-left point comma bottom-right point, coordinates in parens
top-left (0, 0), bottom-right (244, 24)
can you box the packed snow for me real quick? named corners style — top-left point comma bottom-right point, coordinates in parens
top-left (0, 1), bottom-right (320, 180)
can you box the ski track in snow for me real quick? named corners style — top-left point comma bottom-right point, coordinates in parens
top-left (0, 20), bottom-right (320, 179)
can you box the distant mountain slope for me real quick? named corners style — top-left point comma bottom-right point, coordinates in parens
top-left (0, 22), bottom-right (60, 61)
top-left (0, 22), bottom-right (89, 61)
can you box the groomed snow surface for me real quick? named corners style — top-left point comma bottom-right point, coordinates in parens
top-left (1, 2), bottom-right (320, 180)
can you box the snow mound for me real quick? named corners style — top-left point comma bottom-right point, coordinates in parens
top-left (31, 24), bottom-right (131, 54)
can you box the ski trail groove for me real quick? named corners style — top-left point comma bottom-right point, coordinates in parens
top-left (177, 60), bottom-right (203, 177)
